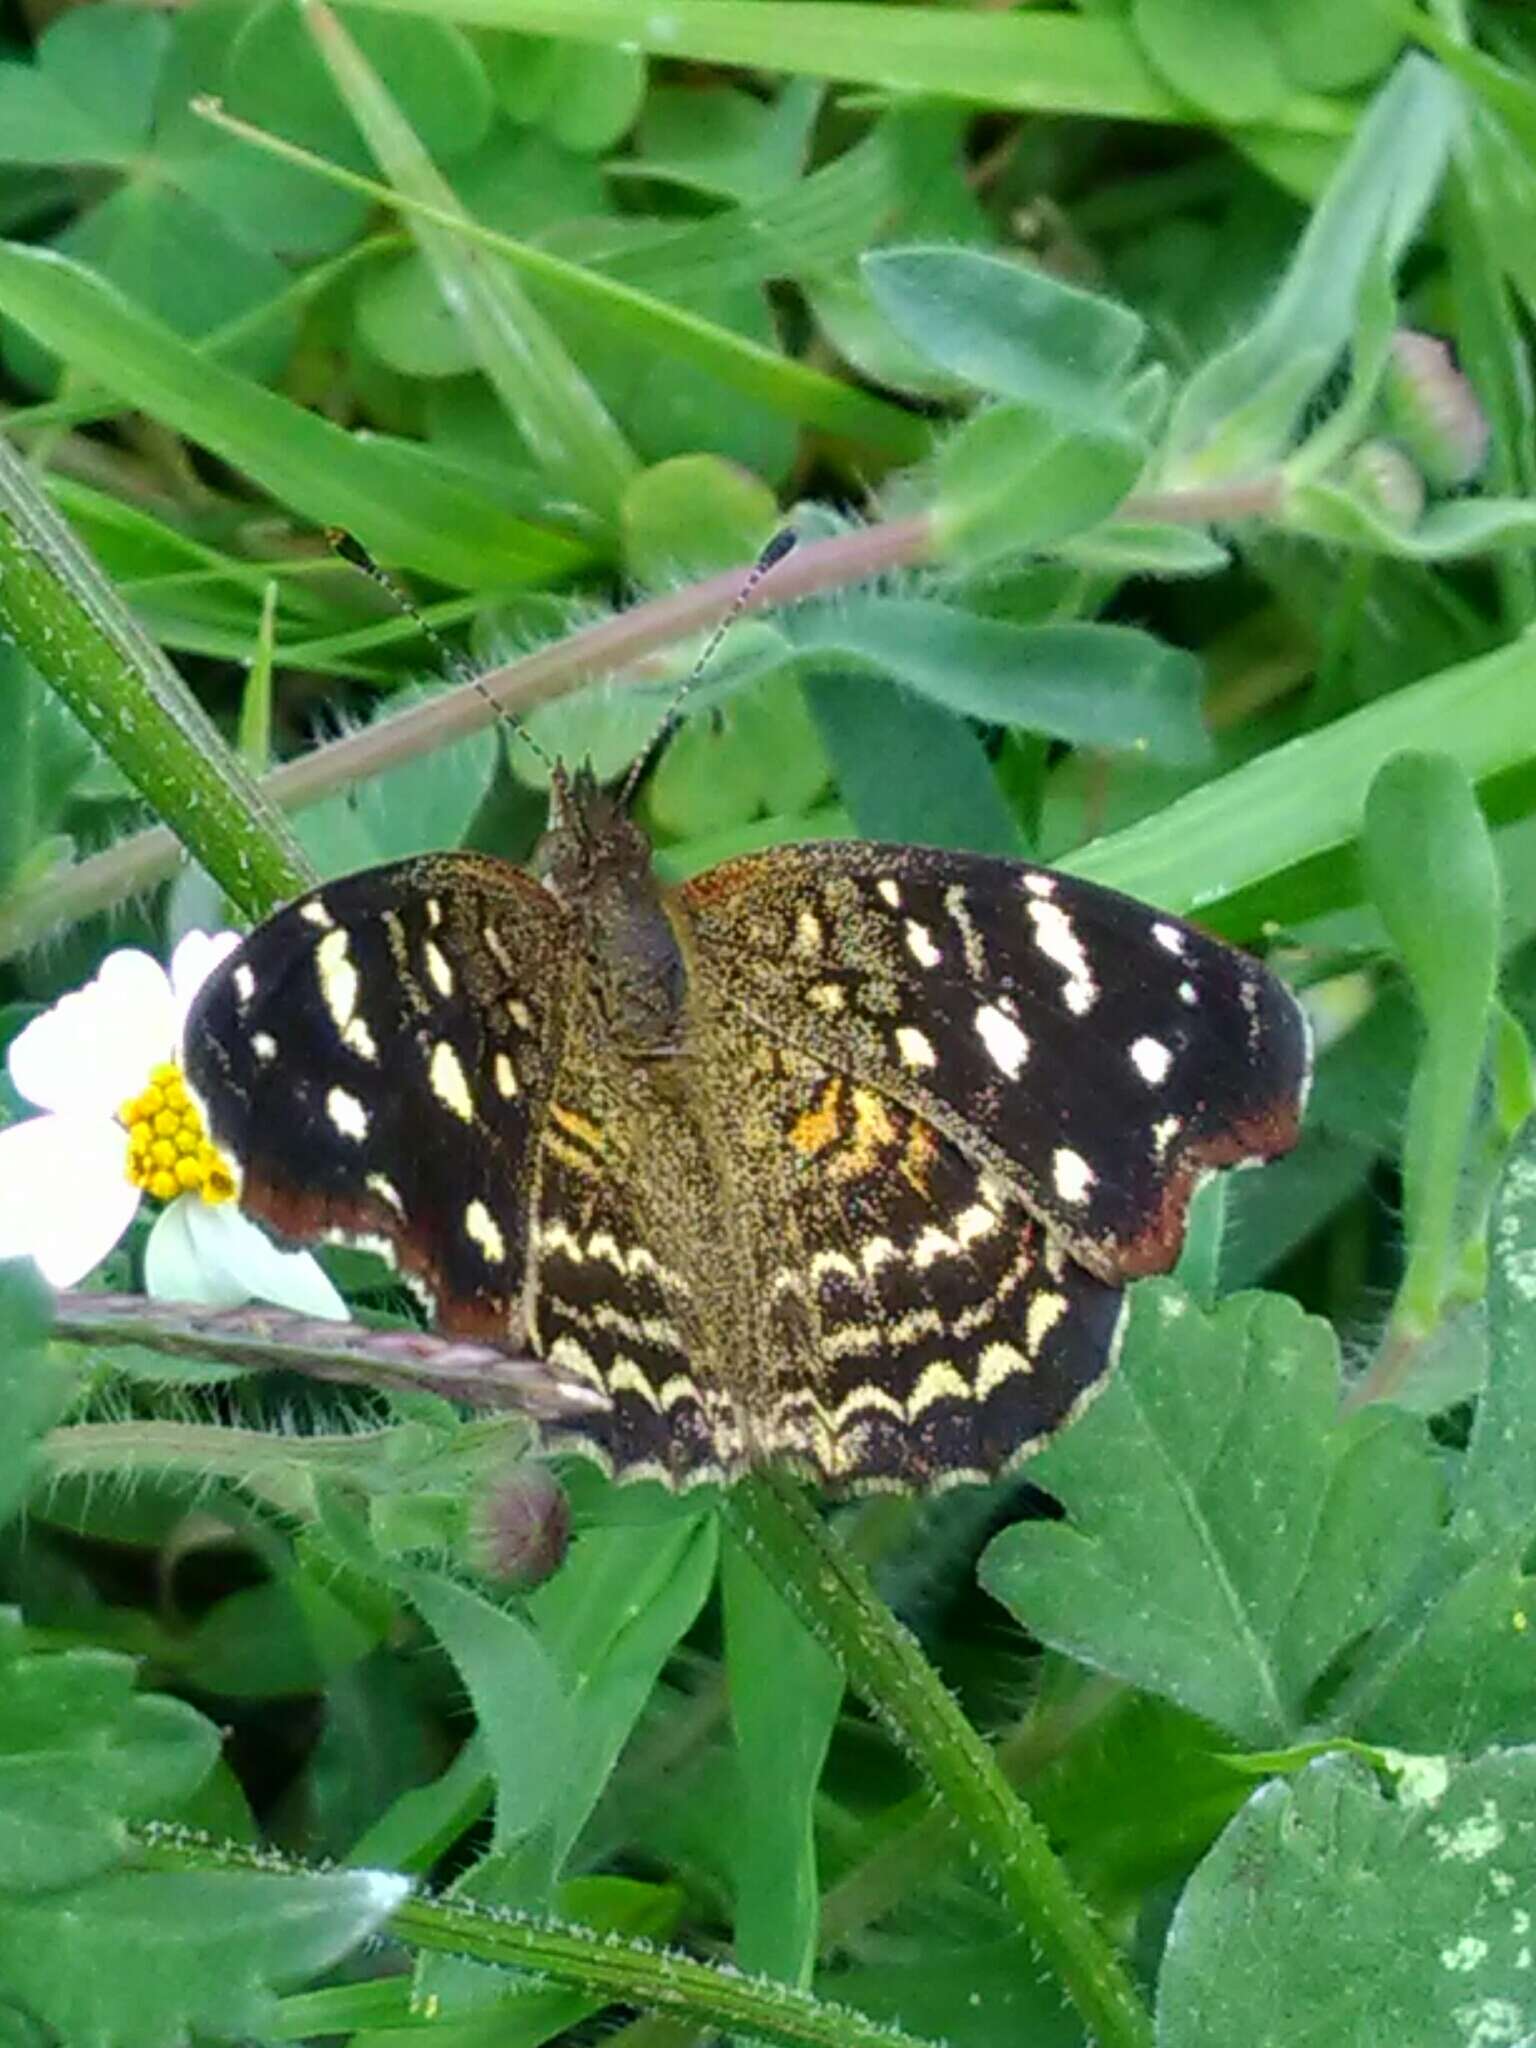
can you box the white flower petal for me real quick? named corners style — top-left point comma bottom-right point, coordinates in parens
top-left (0, 1114), bottom-right (140, 1286)
top-left (170, 930), bottom-right (242, 1040)
top-left (146, 1198), bottom-right (349, 1321)
top-left (8, 950), bottom-right (176, 1117)
top-left (141, 1198), bottom-right (203, 1303)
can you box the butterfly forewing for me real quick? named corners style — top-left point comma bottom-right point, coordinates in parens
top-left (681, 842), bottom-right (1309, 1284)
top-left (184, 853), bottom-right (574, 1338)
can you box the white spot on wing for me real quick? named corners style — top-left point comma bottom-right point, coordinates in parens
top-left (494, 1052), bottom-right (518, 1097)
top-left (976, 1002), bottom-right (1029, 1078)
top-left (955, 1202), bottom-right (997, 1245)
top-left (327, 1086), bottom-right (369, 1142)
top-left (423, 940), bottom-right (455, 998)
top-left (877, 878), bottom-right (901, 907)
top-left (300, 899), bottom-right (334, 929)
top-left (367, 1172), bottom-right (404, 1214)
top-left (905, 920), bottom-right (941, 968)
top-left (465, 1198), bottom-right (506, 1264)
top-left (1178, 980), bottom-right (1198, 1007)
top-left (429, 1040), bottom-right (475, 1122)
top-left (1053, 1148), bottom-right (1095, 1204)
top-left (1028, 900), bottom-right (1097, 1016)
top-left (252, 1031), bottom-right (277, 1062)
top-left (944, 883), bottom-right (987, 978)
top-left (344, 1017), bottom-right (377, 1061)
top-left (896, 1024), bottom-right (937, 1070)
top-left (1153, 921), bottom-right (1185, 957)
top-left (316, 928), bottom-right (358, 1031)
top-left (1130, 1035), bottom-right (1173, 1085)
top-left (1023, 872), bottom-right (1057, 897)
top-left (1026, 1290), bottom-right (1067, 1351)
top-left (233, 964), bottom-right (256, 1005)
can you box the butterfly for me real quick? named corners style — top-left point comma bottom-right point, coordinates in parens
top-left (182, 752), bottom-right (1310, 1495)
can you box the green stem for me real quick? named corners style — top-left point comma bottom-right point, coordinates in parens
top-left (725, 1472), bottom-right (1154, 2048)
top-left (133, 1828), bottom-right (938, 2048)
top-left (0, 435), bottom-right (314, 918)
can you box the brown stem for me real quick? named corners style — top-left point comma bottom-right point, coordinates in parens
top-left (1, 476), bottom-right (1284, 959)
top-left (53, 1290), bottom-right (598, 1418)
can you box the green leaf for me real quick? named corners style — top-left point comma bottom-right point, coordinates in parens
top-left (375, 0), bottom-right (1319, 129)
top-left (0, 243), bottom-right (585, 589)
top-left (1353, 1546), bottom-right (1536, 1753)
top-left (1289, 482), bottom-right (1536, 561)
top-left (621, 454), bottom-right (779, 586)
top-left (1056, 521), bottom-right (1229, 577)
top-left (722, 1532), bottom-right (842, 1984)
top-left (1167, 56), bottom-right (1456, 478)
top-left (0, 1629), bottom-right (220, 1895)
top-left (484, 33), bottom-right (646, 155)
top-left (0, 1866), bottom-right (408, 2046)
top-left (1268, 0), bottom-right (1401, 94)
top-left (307, 0), bottom-right (639, 522)
top-left (862, 244), bottom-right (1144, 414)
top-left (1332, 1122), bottom-right (1536, 1752)
top-left (228, 0), bottom-right (494, 168)
top-left (295, 687), bottom-right (499, 875)
top-left (649, 668), bottom-right (831, 839)
top-left (978, 1285), bottom-right (1441, 1746)
top-left (934, 400), bottom-right (1145, 569)
top-left (1068, 631), bottom-right (1536, 925)
top-left (1364, 753), bottom-right (1500, 1339)
top-left (528, 1511), bottom-right (719, 1875)
top-left (398, 1568), bottom-right (570, 1851)
top-left (805, 671), bottom-right (1023, 856)
top-left (823, 1934), bottom-right (1083, 2048)
top-left (0, 9), bottom-right (167, 167)
top-left (787, 599), bottom-right (1210, 765)
top-left (1464, 1115), bottom-right (1536, 1552)
top-left (0, 1262), bottom-right (58, 1531)
top-left (1159, 1751), bottom-right (1536, 2047)
top-left (45, 183), bottom-right (290, 370)
top-left (634, 78), bottom-right (817, 202)
top-left (1133, 0), bottom-right (1288, 125)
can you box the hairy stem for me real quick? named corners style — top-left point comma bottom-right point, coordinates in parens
top-left (726, 1472), bottom-right (1154, 2048)
top-left (133, 1828), bottom-right (938, 2048)
top-left (52, 1290), bottom-right (589, 1416)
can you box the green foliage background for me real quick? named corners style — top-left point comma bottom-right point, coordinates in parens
top-left (2, 4), bottom-right (1536, 2045)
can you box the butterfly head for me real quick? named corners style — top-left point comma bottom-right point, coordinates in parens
top-left (536, 761), bottom-right (685, 1053)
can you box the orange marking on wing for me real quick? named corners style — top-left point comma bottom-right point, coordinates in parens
top-left (789, 1078), bottom-right (844, 1159)
top-left (899, 1116), bottom-right (938, 1199)
top-left (549, 1103), bottom-right (605, 1153)
top-left (835, 1087), bottom-right (898, 1181)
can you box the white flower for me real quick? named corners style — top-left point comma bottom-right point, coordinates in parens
top-left (0, 932), bottom-right (346, 1318)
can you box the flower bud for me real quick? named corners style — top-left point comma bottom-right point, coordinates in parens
top-left (1380, 331), bottom-right (1490, 490)
top-left (467, 1462), bottom-right (570, 1589)
top-left (1347, 438), bottom-right (1426, 529)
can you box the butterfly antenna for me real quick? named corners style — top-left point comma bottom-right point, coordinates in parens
top-left (616, 527), bottom-right (797, 812)
top-left (326, 528), bottom-right (557, 776)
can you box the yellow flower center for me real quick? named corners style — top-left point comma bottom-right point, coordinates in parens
top-left (118, 1061), bottom-right (237, 1207)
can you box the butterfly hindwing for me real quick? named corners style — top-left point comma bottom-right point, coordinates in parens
top-left (183, 853), bottom-right (573, 1339)
top-left (731, 1034), bottom-right (1126, 1491)
top-left (681, 842), bottom-right (1309, 1284)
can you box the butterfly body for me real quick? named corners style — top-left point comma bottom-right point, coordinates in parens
top-left (184, 771), bottom-right (1310, 1493)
